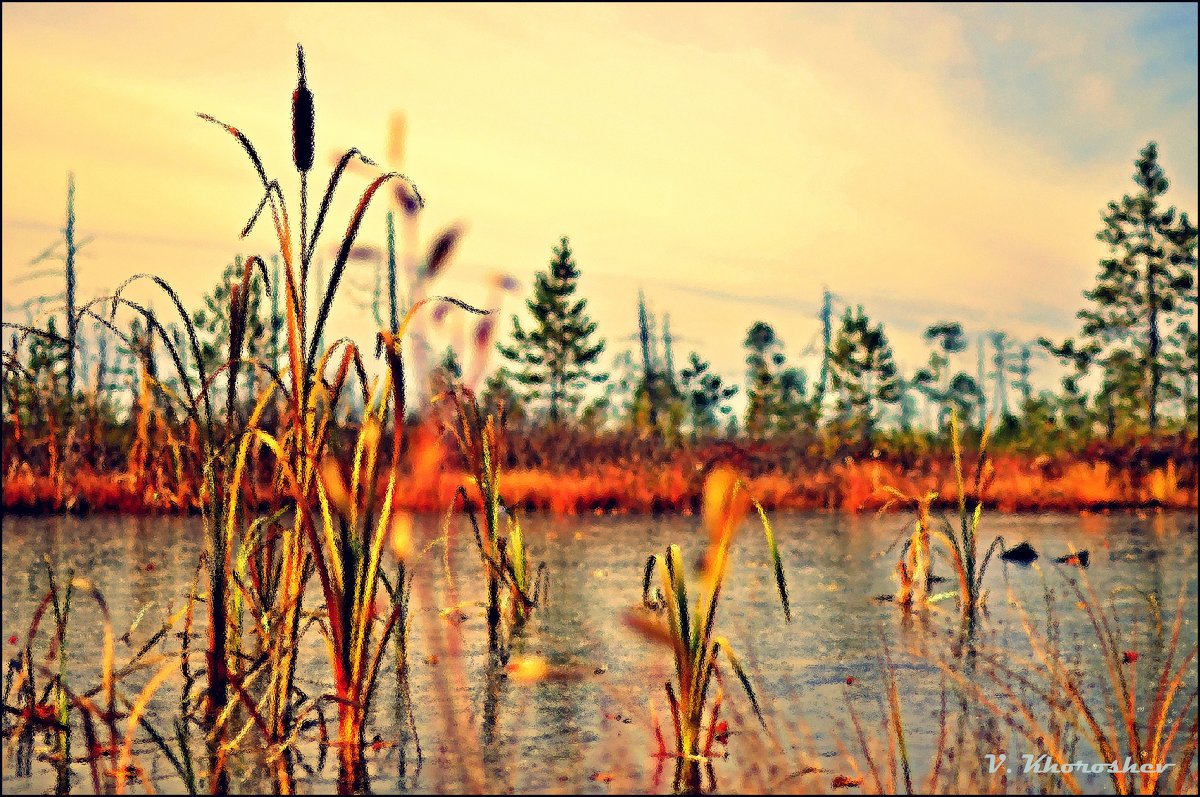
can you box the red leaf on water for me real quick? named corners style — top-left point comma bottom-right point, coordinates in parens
top-left (845, 676), bottom-right (856, 685)
top-left (832, 774), bottom-right (864, 789)
top-left (1123, 651), bottom-right (1139, 664)
top-left (8, 635), bottom-right (17, 645)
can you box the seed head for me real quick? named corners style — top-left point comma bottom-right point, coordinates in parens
top-left (292, 45), bottom-right (315, 173)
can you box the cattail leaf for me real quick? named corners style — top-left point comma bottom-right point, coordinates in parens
top-left (641, 555), bottom-right (658, 607)
top-left (197, 113), bottom-right (268, 185)
top-left (307, 171), bottom-right (428, 381)
top-left (752, 497), bottom-right (791, 623)
top-left (717, 638), bottom-right (768, 731)
top-left (305, 148), bottom-right (377, 271)
top-left (348, 245), bottom-right (384, 262)
top-left (665, 544), bottom-right (690, 656)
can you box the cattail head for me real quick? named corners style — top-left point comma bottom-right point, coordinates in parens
top-left (495, 273), bottom-right (521, 292)
top-left (393, 182), bottom-right (421, 216)
top-left (348, 244), bottom-right (383, 262)
top-left (421, 224), bottom-right (464, 281)
top-left (292, 45), bottom-right (315, 173)
top-left (473, 317), bottom-right (495, 352)
top-left (388, 112), bottom-right (407, 169)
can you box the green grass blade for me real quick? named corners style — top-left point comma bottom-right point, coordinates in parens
top-left (718, 637), bottom-right (768, 731)
top-left (752, 497), bottom-right (791, 622)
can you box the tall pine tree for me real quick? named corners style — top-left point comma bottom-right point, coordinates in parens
top-left (827, 305), bottom-right (901, 448)
top-left (1044, 142), bottom-right (1197, 433)
top-left (497, 237), bottom-right (606, 424)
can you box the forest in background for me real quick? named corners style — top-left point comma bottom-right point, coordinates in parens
top-left (3, 142), bottom-right (1197, 514)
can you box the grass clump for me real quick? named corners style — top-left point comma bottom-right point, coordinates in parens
top-left (627, 465), bottom-right (790, 792)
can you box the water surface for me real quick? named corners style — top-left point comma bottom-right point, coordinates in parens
top-left (2, 512), bottom-right (1196, 793)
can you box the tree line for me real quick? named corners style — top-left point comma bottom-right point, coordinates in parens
top-left (479, 142), bottom-right (1197, 453)
top-left (3, 142), bottom-right (1196, 466)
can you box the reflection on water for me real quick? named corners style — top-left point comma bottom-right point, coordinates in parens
top-left (1, 512), bottom-right (1196, 794)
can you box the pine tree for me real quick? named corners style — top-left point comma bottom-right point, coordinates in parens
top-left (497, 237), bottom-right (606, 424)
top-left (827, 305), bottom-right (901, 447)
top-left (743, 321), bottom-right (784, 438)
top-left (914, 321), bottom-right (981, 430)
top-left (480, 367), bottom-right (526, 429)
top-left (679, 352), bottom-right (738, 437)
top-left (1044, 142), bottom-right (1197, 433)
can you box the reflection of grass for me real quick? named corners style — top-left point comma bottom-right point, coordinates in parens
top-left (2, 560), bottom-right (203, 794)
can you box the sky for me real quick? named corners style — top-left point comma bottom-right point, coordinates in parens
top-left (2, 3), bottom-right (1197, 409)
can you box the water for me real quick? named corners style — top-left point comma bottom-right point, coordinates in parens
top-left (2, 512), bottom-right (1196, 794)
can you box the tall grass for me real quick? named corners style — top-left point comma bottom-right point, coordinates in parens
top-left (195, 43), bottom-right (487, 792)
top-left (446, 386), bottom-right (546, 654)
top-left (883, 409), bottom-right (1005, 629)
top-left (946, 572), bottom-right (1198, 794)
top-left (627, 465), bottom-right (791, 792)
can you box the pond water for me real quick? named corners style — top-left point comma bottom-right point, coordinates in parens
top-left (2, 512), bottom-right (1197, 794)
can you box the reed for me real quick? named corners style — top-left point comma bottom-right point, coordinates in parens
top-left (627, 465), bottom-right (790, 793)
top-left (446, 386), bottom-right (546, 654)
top-left (1, 561), bottom-right (202, 795)
top-left (197, 43), bottom-right (488, 792)
top-left (883, 409), bottom-right (1005, 628)
top-left (946, 573), bottom-right (1198, 795)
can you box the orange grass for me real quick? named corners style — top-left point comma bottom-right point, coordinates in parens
top-left (7, 453), bottom-right (1195, 516)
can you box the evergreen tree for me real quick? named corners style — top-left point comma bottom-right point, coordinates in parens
top-left (914, 321), bottom-right (981, 430)
top-left (480, 367), bottom-right (526, 429)
top-left (1044, 142), bottom-right (1197, 433)
top-left (429, 345), bottom-right (462, 399)
top-left (192, 257), bottom-right (269, 410)
top-left (596, 348), bottom-right (640, 429)
top-left (743, 321), bottom-right (785, 437)
top-left (679, 352), bottom-right (738, 437)
top-left (497, 237), bottom-right (606, 424)
top-left (629, 291), bottom-right (683, 436)
top-left (827, 305), bottom-right (901, 447)
top-left (1167, 320), bottom-right (1198, 430)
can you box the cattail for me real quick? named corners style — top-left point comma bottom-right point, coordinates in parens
top-left (421, 224), bottom-right (464, 280)
top-left (348, 244), bottom-right (383, 262)
top-left (292, 45), bottom-right (315, 173)
top-left (393, 182), bottom-right (421, 216)
top-left (473, 317), bottom-right (495, 351)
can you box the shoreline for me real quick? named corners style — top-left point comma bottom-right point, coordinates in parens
top-left (4, 458), bottom-right (1195, 516)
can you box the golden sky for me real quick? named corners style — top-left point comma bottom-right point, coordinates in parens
top-left (3, 3), bottom-right (1197, 391)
